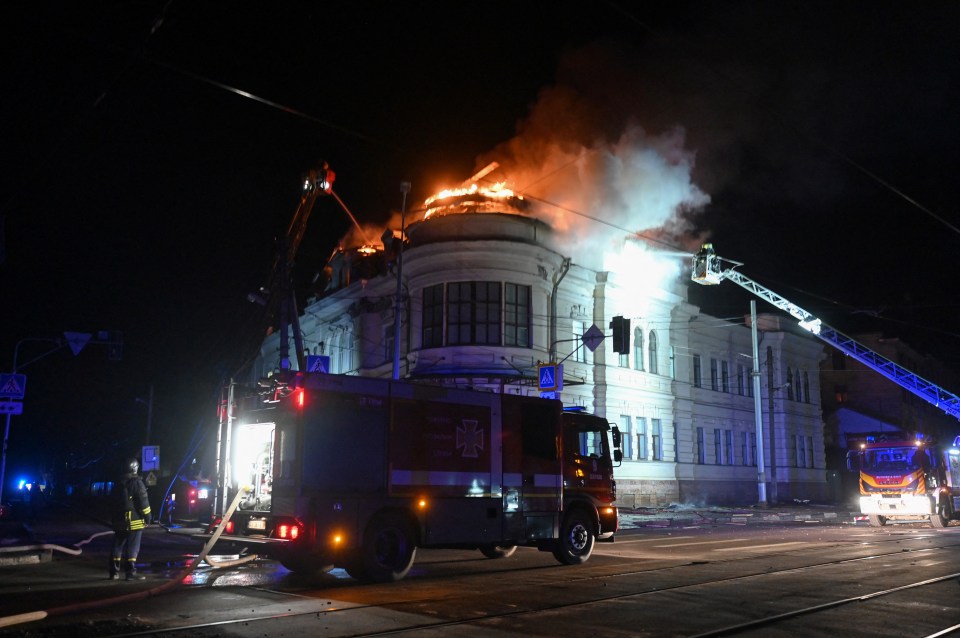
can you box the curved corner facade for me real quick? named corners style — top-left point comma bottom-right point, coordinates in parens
top-left (254, 207), bottom-right (827, 506)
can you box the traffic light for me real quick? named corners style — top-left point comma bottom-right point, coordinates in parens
top-left (610, 316), bottom-right (630, 354)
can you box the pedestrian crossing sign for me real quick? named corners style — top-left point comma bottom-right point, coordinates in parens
top-left (306, 355), bottom-right (330, 373)
top-left (538, 364), bottom-right (557, 391)
top-left (0, 374), bottom-right (26, 400)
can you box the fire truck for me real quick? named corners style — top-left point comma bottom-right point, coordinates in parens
top-left (204, 372), bottom-right (621, 581)
top-left (847, 432), bottom-right (960, 527)
top-left (693, 243), bottom-right (960, 527)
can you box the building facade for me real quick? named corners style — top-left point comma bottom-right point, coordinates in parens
top-left (252, 199), bottom-right (828, 506)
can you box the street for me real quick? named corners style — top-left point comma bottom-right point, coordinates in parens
top-left (1, 511), bottom-right (958, 637)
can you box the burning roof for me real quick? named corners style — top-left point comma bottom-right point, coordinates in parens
top-left (421, 182), bottom-right (528, 220)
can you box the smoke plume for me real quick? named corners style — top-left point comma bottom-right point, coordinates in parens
top-left (476, 70), bottom-right (710, 271)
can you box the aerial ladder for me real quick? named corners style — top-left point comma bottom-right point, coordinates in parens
top-left (691, 243), bottom-right (960, 421)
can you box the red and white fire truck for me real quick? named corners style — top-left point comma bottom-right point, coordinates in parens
top-left (204, 372), bottom-right (621, 581)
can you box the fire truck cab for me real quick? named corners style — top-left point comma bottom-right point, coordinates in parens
top-left (204, 373), bottom-right (620, 581)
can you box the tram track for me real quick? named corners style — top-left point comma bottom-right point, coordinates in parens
top-left (104, 532), bottom-right (960, 637)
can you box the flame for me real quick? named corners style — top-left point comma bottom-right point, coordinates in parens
top-left (423, 182), bottom-right (521, 219)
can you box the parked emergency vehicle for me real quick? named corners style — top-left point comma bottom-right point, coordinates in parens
top-left (203, 373), bottom-right (621, 581)
top-left (847, 432), bottom-right (960, 527)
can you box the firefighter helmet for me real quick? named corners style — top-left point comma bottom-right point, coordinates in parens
top-left (125, 458), bottom-right (140, 475)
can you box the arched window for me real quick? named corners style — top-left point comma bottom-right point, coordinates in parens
top-left (786, 367), bottom-right (794, 400)
top-left (633, 327), bottom-right (644, 371)
top-left (648, 330), bottom-right (659, 375)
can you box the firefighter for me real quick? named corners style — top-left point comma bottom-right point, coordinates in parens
top-left (109, 457), bottom-right (152, 580)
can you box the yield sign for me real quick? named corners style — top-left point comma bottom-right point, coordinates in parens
top-left (64, 331), bottom-right (92, 356)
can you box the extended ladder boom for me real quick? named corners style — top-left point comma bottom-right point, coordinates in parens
top-left (692, 244), bottom-right (960, 421)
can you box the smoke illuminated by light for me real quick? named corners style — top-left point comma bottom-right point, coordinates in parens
top-left (604, 239), bottom-right (686, 317)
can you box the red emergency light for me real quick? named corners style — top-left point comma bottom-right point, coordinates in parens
top-left (295, 388), bottom-right (305, 409)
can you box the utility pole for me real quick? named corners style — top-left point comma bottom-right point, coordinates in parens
top-left (391, 181), bottom-right (411, 380)
top-left (750, 301), bottom-right (767, 506)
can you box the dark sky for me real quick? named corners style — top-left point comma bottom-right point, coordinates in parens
top-left (2, 2), bottom-right (959, 482)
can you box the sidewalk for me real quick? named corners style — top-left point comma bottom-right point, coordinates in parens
top-left (618, 502), bottom-right (862, 529)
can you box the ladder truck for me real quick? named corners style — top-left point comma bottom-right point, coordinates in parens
top-left (692, 243), bottom-right (960, 527)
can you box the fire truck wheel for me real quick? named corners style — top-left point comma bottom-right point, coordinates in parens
top-left (930, 501), bottom-right (951, 528)
top-left (357, 513), bottom-right (417, 582)
top-left (479, 544), bottom-right (517, 559)
top-left (867, 514), bottom-right (887, 527)
top-left (552, 510), bottom-right (596, 565)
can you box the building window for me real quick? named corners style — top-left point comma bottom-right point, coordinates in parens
top-left (696, 427), bottom-right (705, 464)
top-left (710, 358), bottom-right (719, 391)
top-left (422, 283), bottom-right (444, 348)
top-left (714, 429), bottom-right (722, 465)
top-left (673, 422), bottom-right (679, 462)
top-left (669, 346), bottom-right (676, 379)
top-left (786, 367), bottom-right (794, 400)
top-left (795, 369), bottom-right (803, 403)
top-left (835, 385), bottom-right (848, 403)
top-left (742, 431), bottom-right (757, 466)
top-left (803, 371), bottom-right (811, 404)
top-left (633, 327), bottom-right (644, 371)
top-left (806, 435), bottom-right (814, 468)
top-left (504, 283), bottom-right (531, 347)
top-left (574, 321), bottom-right (592, 364)
top-left (737, 365), bottom-right (745, 396)
top-left (724, 429), bottom-right (733, 465)
top-left (333, 329), bottom-right (355, 374)
top-left (619, 351), bottom-right (629, 368)
top-left (448, 282), bottom-right (501, 345)
top-left (652, 419), bottom-right (663, 461)
top-left (636, 417), bottom-right (647, 460)
top-left (648, 330), bottom-right (659, 375)
top-left (795, 434), bottom-right (806, 468)
top-left (693, 355), bottom-right (702, 388)
top-left (620, 415), bottom-right (632, 459)
top-left (383, 326), bottom-right (394, 364)
top-left (721, 361), bottom-right (729, 393)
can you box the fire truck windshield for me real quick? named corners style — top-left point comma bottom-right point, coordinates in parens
top-left (862, 447), bottom-right (927, 472)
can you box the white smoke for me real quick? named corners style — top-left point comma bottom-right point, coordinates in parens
top-left (479, 81), bottom-right (711, 272)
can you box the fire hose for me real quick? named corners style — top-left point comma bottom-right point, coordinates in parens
top-left (0, 486), bottom-right (255, 629)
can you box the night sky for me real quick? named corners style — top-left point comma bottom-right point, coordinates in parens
top-left (2, 2), bottom-right (959, 486)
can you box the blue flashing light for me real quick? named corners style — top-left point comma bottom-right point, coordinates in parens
top-left (563, 406), bottom-right (587, 412)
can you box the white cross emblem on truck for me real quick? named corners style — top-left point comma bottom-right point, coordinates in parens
top-left (456, 419), bottom-right (484, 458)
